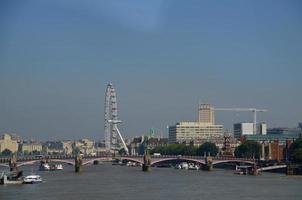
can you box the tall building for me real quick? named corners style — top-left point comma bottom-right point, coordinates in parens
top-left (198, 104), bottom-right (215, 125)
top-left (169, 104), bottom-right (223, 145)
top-left (233, 123), bottom-right (254, 139)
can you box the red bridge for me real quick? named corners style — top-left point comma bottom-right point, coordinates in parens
top-left (0, 155), bottom-right (256, 168)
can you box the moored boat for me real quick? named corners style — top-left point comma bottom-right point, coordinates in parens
top-left (23, 175), bottom-right (43, 184)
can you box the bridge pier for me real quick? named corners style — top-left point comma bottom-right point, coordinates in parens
top-left (75, 154), bottom-right (83, 173)
top-left (202, 156), bottom-right (213, 171)
top-left (9, 155), bottom-right (18, 172)
top-left (142, 153), bottom-right (151, 172)
top-left (287, 164), bottom-right (302, 175)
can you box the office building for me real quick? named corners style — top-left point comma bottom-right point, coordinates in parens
top-left (198, 104), bottom-right (215, 125)
top-left (169, 122), bottom-right (223, 144)
top-left (233, 123), bottom-right (254, 139)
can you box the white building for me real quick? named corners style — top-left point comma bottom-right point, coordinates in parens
top-left (169, 104), bottom-right (224, 145)
top-left (169, 122), bottom-right (224, 144)
top-left (233, 123), bottom-right (254, 139)
top-left (259, 123), bottom-right (267, 135)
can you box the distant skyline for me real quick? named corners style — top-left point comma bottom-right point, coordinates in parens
top-left (0, 0), bottom-right (302, 140)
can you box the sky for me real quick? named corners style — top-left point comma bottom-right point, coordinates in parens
top-left (0, 0), bottom-right (302, 141)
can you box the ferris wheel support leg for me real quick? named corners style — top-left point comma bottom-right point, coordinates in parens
top-left (114, 125), bottom-right (129, 155)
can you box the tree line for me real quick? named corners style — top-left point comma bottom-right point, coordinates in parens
top-left (150, 142), bottom-right (218, 157)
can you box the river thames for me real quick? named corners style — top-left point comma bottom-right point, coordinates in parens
top-left (0, 163), bottom-right (301, 200)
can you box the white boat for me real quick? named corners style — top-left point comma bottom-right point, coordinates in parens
top-left (39, 163), bottom-right (50, 171)
top-left (54, 164), bottom-right (63, 170)
top-left (23, 175), bottom-right (43, 184)
top-left (188, 163), bottom-right (200, 170)
top-left (176, 162), bottom-right (189, 170)
top-left (40, 163), bottom-right (63, 171)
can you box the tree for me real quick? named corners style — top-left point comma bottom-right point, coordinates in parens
top-left (150, 144), bottom-right (198, 156)
top-left (1, 149), bottom-right (13, 156)
top-left (234, 141), bottom-right (260, 159)
top-left (288, 139), bottom-right (302, 163)
top-left (197, 142), bottom-right (218, 156)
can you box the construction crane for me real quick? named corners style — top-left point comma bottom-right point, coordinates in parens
top-left (214, 108), bottom-right (267, 135)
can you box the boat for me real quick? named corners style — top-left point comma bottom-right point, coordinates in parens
top-left (40, 163), bottom-right (63, 171)
top-left (23, 175), bottom-right (43, 184)
top-left (176, 162), bottom-right (189, 170)
top-left (234, 165), bottom-right (251, 175)
top-left (39, 163), bottom-right (50, 171)
top-left (0, 171), bottom-right (23, 185)
top-left (53, 164), bottom-right (63, 170)
top-left (188, 163), bottom-right (200, 170)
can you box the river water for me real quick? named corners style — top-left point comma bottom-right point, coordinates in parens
top-left (0, 163), bottom-right (301, 200)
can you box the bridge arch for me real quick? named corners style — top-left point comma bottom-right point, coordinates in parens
top-left (117, 157), bottom-right (143, 164)
top-left (213, 160), bottom-right (255, 166)
top-left (82, 157), bottom-right (114, 165)
top-left (17, 159), bottom-right (75, 167)
top-left (151, 158), bottom-right (205, 166)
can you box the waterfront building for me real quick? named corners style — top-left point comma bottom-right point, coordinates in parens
top-left (62, 141), bottom-right (73, 155)
top-left (233, 123), bottom-right (254, 139)
top-left (0, 133), bottom-right (18, 153)
top-left (73, 139), bottom-right (96, 156)
top-left (20, 141), bottom-right (43, 154)
top-left (168, 122), bottom-right (224, 144)
top-left (169, 104), bottom-right (224, 145)
top-left (43, 141), bottom-right (64, 155)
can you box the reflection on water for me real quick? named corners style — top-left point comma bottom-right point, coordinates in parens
top-left (0, 163), bottom-right (301, 200)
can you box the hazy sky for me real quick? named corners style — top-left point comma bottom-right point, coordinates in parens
top-left (0, 0), bottom-right (302, 141)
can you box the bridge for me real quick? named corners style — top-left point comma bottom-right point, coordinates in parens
top-left (0, 155), bottom-right (257, 168)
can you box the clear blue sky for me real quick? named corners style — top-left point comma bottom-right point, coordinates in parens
top-left (0, 0), bottom-right (301, 140)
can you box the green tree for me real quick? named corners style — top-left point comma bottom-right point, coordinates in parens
top-left (197, 142), bottom-right (218, 156)
top-left (150, 144), bottom-right (198, 156)
top-left (1, 149), bottom-right (13, 156)
top-left (234, 141), bottom-right (260, 159)
top-left (288, 139), bottom-right (302, 163)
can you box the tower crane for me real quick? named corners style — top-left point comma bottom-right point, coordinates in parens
top-left (214, 108), bottom-right (267, 135)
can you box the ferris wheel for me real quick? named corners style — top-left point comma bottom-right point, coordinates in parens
top-left (104, 83), bottom-right (128, 154)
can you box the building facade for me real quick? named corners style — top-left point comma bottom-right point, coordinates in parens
top-left (0, 134), bottom-right (18, 153)
top-left (20, 141), bottom-right (43, 154)
top-left (233, 123), bottom-right (254, 139)
top-left (169, 122), bottom-right (224, 144)
top-left (259, 123), bottom-right (267, 135)
top-left (198, 104), bottom-right (215, 125)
